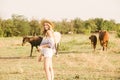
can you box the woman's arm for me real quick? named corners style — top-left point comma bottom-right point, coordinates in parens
top-left (40, 44), bottom-right (50, 48)
top-left (38, 44), bottom-right (50, 51)
top-left (47, 30), bottom-right (53, 38)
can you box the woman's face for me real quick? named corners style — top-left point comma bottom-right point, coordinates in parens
top-left (44, 23), bottom-right (50, 30)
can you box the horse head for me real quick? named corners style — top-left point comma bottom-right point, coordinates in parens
top-left (22, 36), bottom-right (30, 46)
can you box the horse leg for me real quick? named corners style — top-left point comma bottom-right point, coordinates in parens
top-left (103, 46), bottom-right (105, 51)
top-left (30, 46), bottom-right (33, 57)
top-left (56, 43), bottom-right (60, 55)
top-left (106, 41), bottom-right (108, 51)
top-left (102, 41), bottom-right (106, 51)
top-left (103, 43), bottom-right (105, 51)
top-left (93, 44), bottom-right (96, 52)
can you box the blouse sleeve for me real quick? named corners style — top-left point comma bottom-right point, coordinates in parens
top-left (40, 39), bottom-right (44, 46)
top-left (47, 38), bottom-right (55, 48)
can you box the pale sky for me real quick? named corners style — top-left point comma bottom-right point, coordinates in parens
top-left (0, 0), bottom-right (120, 23)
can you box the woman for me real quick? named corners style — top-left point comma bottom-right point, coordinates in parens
top-left (38, 20), bottom-right (55, 80)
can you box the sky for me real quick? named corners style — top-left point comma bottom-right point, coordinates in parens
top-left (0, 0), bottom-right (120, 23)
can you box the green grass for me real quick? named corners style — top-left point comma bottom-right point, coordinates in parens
top-left (0, 34), bottom-right (120, 80)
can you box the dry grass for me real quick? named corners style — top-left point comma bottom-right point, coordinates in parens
top-left (0, 33), bottom-right (120, 80)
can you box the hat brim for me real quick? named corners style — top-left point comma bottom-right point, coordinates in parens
top-left (41, 20), bottom-right (54, 28)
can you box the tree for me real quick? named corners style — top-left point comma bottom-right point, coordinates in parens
top-left (72, 18), bottom-right (84, 33)
top-left (94, 18), bottom-right (104, 31)
top-left (84, 19), bottom-right (97, 34)
top-left (116, 23), bottom-right (120, 38)
top-left (101, 20), bottom-right (116, 31)
top-left (0, 18), bottom-right (3, 37)
top-left (54, 19), bottom-right (71, 34)
top-left (1, 19), bottom-right (13, 37)
top-left (12, 14), bottom-right (30, 36)
top-left (29, 19), bottom-right (40, 36)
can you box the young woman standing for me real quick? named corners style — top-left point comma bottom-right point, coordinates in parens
top-left (38, 20), bottom-right (56, 80)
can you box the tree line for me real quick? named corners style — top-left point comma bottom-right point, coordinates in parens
top-left (0, 14), bottom-right (120, 37)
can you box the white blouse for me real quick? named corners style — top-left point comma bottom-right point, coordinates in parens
top-left (40, 37), bottom-right (56, 57)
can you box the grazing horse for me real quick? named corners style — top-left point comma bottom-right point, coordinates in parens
top-left (22, 32), bottom-right (61, 57)
top-left (99, 30), bottom-right (109, 51)
top-left (89, 35), bottom-right (97, 51)
top-left (22, 36), bottom-right (43, 57)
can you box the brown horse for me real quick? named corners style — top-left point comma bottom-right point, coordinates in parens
top-left (22, 36), bottom-right (43, 57)
top-left (99, 30), bottom-right (109, 51)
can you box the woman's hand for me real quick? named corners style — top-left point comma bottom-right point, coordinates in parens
top-left (37, 46), bottom-right (42, 52)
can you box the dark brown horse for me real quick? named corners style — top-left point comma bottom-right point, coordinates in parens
top-left (22, 36), bottom-right (43, 57)
top-left (89, 35), bottom-right (97, 51)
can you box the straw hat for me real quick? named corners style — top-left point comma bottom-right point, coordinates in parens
top-left (41, 20), bottom-right (54, 28)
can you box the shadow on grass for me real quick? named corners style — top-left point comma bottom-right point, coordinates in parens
top-left (0, 56), bottom-right (36, 59)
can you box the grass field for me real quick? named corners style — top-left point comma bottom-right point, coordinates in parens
top-left (0, 33), bottom-right (120, 80)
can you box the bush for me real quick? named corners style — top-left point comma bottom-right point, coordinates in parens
top-left (117, 30), bottom-right (120, 38)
